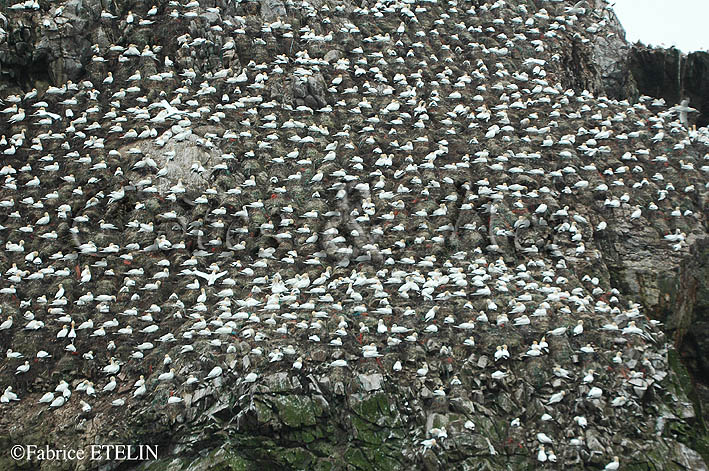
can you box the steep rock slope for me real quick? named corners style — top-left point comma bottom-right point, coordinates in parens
top-left (627, 48), bottom-right (709, 128)
top-left (0, 0), bottom-right (708, 470)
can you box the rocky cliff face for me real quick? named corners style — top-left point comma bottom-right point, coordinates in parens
top-left (626, 49), bottom-right (709, 128)
top-left (0, 0), bottom-right (708, 470)
top-left (584, 2), bottom-right (709, 128)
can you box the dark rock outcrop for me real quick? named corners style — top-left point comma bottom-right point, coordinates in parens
top-left (588, 3), bottom-right (709, 127)
top-left (627, 48), bottom-right (709, 128)
top-left (0, 0), bottom-right (99, 90)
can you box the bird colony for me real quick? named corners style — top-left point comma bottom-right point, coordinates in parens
top-left (0, 0), bottom-right (707, 469)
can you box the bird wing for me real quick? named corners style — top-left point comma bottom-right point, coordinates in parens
top-left (193, 270), bottom-right (210, 281)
